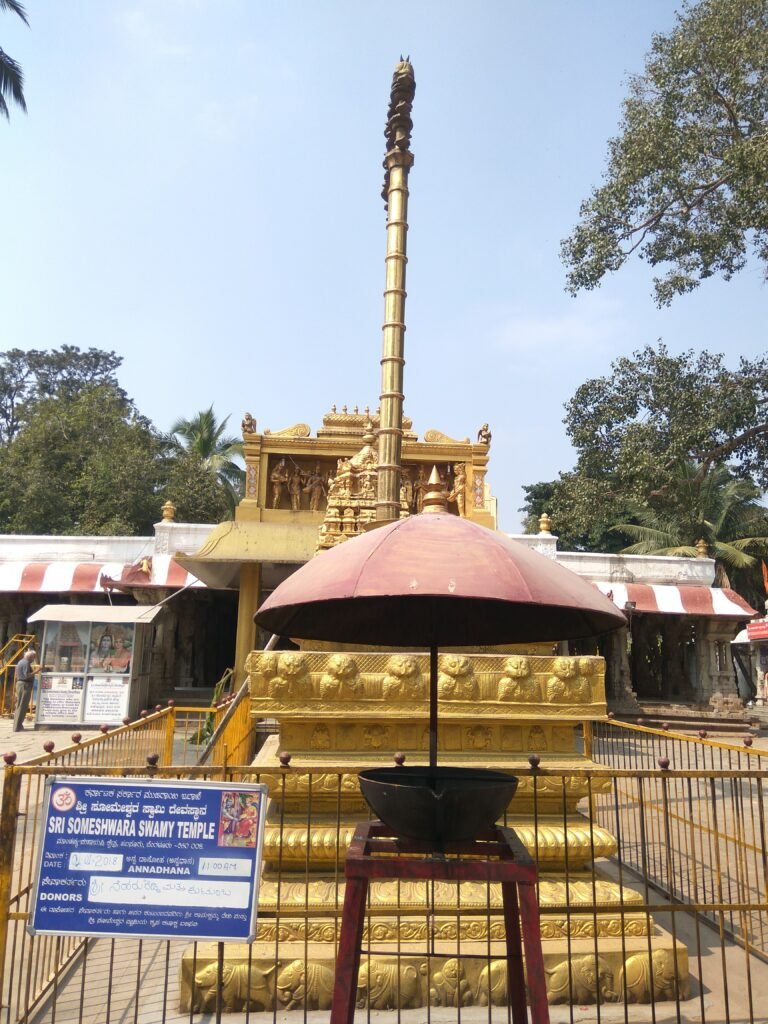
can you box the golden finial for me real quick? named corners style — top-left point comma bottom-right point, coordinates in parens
top-left (695, 537), bottom-right (709, 558)
top-left (422, 466), bottom-right (447, 514)
top-left (538, 512), bottom-right (552, 535)
top-left (361, 417), bottom-right (375, 446)
top-left (382, 58), bottom-right (416, 204)
top-left (161, 500), bottom-right (176, 522)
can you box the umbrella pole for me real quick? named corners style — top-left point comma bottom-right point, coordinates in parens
top-left (429, 644), bottom-right (438, 770)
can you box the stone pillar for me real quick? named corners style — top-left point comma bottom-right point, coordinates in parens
top-left (659, 617), bottom-right (691, 700)
top-left (694, 618), bottom-right (744, 715)
top-left (631, 615), bottom-right (661, 699)
top-left (175, 594), bottom-right (196, 687)
top-left (601, 625), bottom-right (640, 712)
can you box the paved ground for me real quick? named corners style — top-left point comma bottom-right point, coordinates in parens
top-left (0, 713), bottom-right (101, 769)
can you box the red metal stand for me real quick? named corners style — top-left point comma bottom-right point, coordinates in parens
top-left (330, 820), bottom-right (550, 1024)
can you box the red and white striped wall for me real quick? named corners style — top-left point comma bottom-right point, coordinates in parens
top-left (594, 582), bottom-right (755, 618)
top-left (0, 557), bottom-right (202, 594)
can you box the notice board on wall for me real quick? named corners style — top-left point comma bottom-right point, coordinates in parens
top-left (29, 777), bottom-right (268, 942)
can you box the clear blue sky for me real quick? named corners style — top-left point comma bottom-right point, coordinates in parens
top-left (3, 1), bottom-right (765, 530)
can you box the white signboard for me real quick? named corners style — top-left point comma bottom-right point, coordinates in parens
top-left (30, 778), bottom-right (268, 942)
top-left (36, 675), bottom-right (84, 725)
top-left (82, 675), bottom-right (130, 724)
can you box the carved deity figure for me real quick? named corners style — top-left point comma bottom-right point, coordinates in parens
top-left (437, 654), bottom-right (478, 700)
top-left (382, 654), bottom-right (424, 699)
top-left (414, 465), bottom-right (428, 513)
top-left (449, 462), bottom-right (467, 516)
top-left (401, 468), bottom-right (414, 511)
top-left (477, 422), bottom-right (492, 446)
top-left (466, 725), bottom-right (492, 749)
top-left (498, 656), bottom-right (542, 702)
top-left (310, 725), bottom-right (331, 750)
top-left (363, 724), bottom-right (390, 749)
top-left (241, 411), bottom-right (257, 434)
top-left (288, 466), bottom-right (304, 511)
top-left (303, 463), bottom-right (326, 512)
top-left (270, 458), bottom-right (289, 508)
top-left (330, 458), bottom-right (352, 500)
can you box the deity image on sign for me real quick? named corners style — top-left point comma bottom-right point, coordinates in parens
top-left (270, 458), bottom-right (290, 508)
top-left (218, 791), bottom-right (261, 848)
top-left (87, 625), bottom-right (134, 674)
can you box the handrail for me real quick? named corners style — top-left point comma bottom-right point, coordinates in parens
top-left (599, 716), bottom-right (766, 756)
top-left (197, 634), bottom-right (279, 765)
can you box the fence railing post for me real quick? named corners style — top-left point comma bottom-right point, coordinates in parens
top-left (0, 766), bottom-right (22, 1001)
top-left (162, 706), bottom-right (176, 766)
top-left (583, 720), bottom-right (593, 761)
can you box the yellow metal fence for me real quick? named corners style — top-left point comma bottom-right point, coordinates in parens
top-left (0, 755), bottom-right (765, 1022)
top-left (0, 635), bottom-right (36, 718)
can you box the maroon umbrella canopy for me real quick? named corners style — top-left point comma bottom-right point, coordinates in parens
top-left (256, 513), bottom-right (625, 646)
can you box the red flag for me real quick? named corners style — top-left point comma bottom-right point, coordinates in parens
top-left (762, 560), bottom-right (768, 595)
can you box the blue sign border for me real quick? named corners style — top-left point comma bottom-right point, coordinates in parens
top-left (29, 777), bottom-right (268, 943)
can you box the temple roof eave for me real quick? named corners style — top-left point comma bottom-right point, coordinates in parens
top-left (174, 520), bottom-right (319, 590)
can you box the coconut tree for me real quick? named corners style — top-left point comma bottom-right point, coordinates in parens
top-left (614, 461), bottom-right (768, 596)
top-left (169, 406), bottom-right (244, 511)
top-left (1, 0), bottom-right (27, 120)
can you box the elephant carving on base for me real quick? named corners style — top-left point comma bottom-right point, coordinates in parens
top-left (193, 962), bottom-right (276, 1012)
top-left (620, 950), bottom-right (689, 1003)
top-left (545, 955), bottom-right (616, 1004)
top-left (356, 960), bottom-right (426, 1009)
top-left (276, 960), bottom-right (334, 1010)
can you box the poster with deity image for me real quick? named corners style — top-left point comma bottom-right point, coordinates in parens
top-left (87, 624), bottom-right (134, 675)
top-left (42, 622), bottom-right (90, 674)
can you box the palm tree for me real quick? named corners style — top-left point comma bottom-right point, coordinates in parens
top-left (170, 406), bottom-right (244, 511)
top-left (1, 0), bottom-right (28, 120)
top-left (614, 461), bottom-right (768, 594)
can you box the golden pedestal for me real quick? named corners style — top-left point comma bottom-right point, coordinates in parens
top-left (179, 650), bottom-right (687, 1012)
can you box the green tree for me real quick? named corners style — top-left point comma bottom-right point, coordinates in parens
top-left (161, 452), bottom-right (231, 525)
top-left (0, 346), bottom-right (124, 445)
top-left (614, 461), bottom-right (768, 601)
top-left (521, 345), bottom-right (768, 569)
top-left (0, 383), bottom-right (166, 534)
top-left (562, 0), bottom-right (768, 305)
top-left (520, 475), bottom-right (637, 553)
top-left (1, 0), bottom-right (27, 120)
top-left (170, 406), bottom-right (244, 510)
top-left (566, 344), bottom-right (768, 491)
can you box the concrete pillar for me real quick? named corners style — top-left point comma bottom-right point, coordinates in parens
top-left (234, 563), bottom-right (261, 687)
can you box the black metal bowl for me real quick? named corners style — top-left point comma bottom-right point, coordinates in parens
top-left (358, 766), bottom-right (519, 844)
